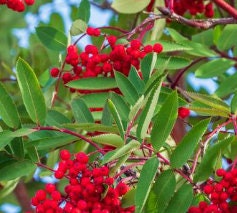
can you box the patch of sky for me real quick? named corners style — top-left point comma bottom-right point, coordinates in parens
top-left (187, 73), bottom-right (218, 94)
top-left (12, 0), bottom-right (113, 48)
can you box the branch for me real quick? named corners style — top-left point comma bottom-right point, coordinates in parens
top-left (212, 0), bottom-right (237, 19)
top-left (157, 7), bottom-right (237, 29)
top-left (14, 180), bottom-right (32, 212)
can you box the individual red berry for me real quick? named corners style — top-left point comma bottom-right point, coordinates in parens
top-left (62, 72), bottom-right (72, 84)
top-left (203, 185), bottom-right (213, 194)
top-left (35, 189), bottom-right (47, 201)
top-left (178, 107), bottom-right (190, 119)
top-left (143, 45), bottom-right (153, 53)
top-left (116, 182), bottom-right (129, 196)
top-left (45, 183), bottom-right (56, 193)
top-left (60, 149), bottom-right (71, 161)
top-left (130, 39), bottom-right (141, 50)
top-left (50, 68), bottom-right (60, 78)
top-left (24, 0), bottom-right (34, 5)
top-left (51, 191), bottom-right (61, 201)
top-left (31, 197), bottom-right (39, 206)
top-left (85, 45), bottom-right (98, 54)
top-left (54, 170), bottom-right (64, 179)
top-left (107, 35), bottom-right (117, 47)
top-left (153, 43), bottom-right (163, 53)
top-left (77, 200), bottom-right (87, 210)
top-left (75, 152), bottom-right (89, 164)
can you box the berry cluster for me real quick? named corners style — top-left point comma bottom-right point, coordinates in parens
top-left (32, 150), bottom-right (135, 213)
top-left (165, 0), bottom-right (214, 18)
top-left (50, 27), bottom-right (163, 93)
top-left (188, 168), bottom-right (237, 213)
top-left (0, 0), bottom-right (35, 12)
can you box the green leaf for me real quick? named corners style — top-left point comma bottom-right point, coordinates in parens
top-left (170, 119), bottom-right (210, 168)
top-left (184, 40), bottom-right (216, 57)
top-left (108, 99), bottom-right (125, 139)
top-left (91, 133), bottom-right (124, 147)
top-left (164, 184), bottom-right (193, 213)
top-left (135, 157), bottom-right (159, 213)
top-left (185, 91), bottom-right (230, 114)
top-left (0, 129), bottom-right (36, 150)
top-left (151, 91), bottom-right (178, 151)
top-left (70, 19), bottom-right (88, 36)
top-left (10, 137), bottom-right (24, 159)
top-left (0, 160), bottom-right (36, 181)
top-left (215, 72), bottom-right (237, 98)
top-left (122, 188), bottom-right (136, 208)
top-left (27, 135), bottom-right (77, 151)
top-left (217, 25), bottom-right (237, 50)
top-left (114, 72), bottom-right (139, 105)
top-left (195, 58), bottom-right (235, 78)
top-left (78, 0), bottom-right (90, 22)
top-left (81, 92), bottom-right (109, 108)
top-left (102, 140), bottom-right (140, 164)
top-left (62, 123), bottom-right (118, 134)
top-left (128, 67), bottom-right (145, 95)
top-left (35, 26), bottom-right (67, 51)
top-left (111, 0), bottom-right (150, 14)
top-left (194, 137), bottom-right (234, 182)
top-left (46, 110), bottom-right (70, 127)
top-left (66, 77), bottom-right (116, 90)
top-left (26, 146), bottom-right (40, 163)
top-left (155, 56), bottom-right (191, 70)
top-left (0, 82), bottom-right (20, 128)
top-left (192, 29), bottom-right (214, 46)
top-left (110, 93), bottom-right (130, 122)
top-left (71, 98), bottom-right (94, 123)
top-left (129, 95), bottom-right (144, 120)
top-left (137, 79), bottom-right (163, 139)
top-left (0, 178), bottom-right (19, 200)
top-left (166, 27), bottom-right (188, 42)
top-left (231, 92), bottom-right (237, 114)
top-left (141, 53), bottom-right (157, 83)
top-left (189, 106), bottom-right (229, 118)
top-left (16, 58), bottom-right (47, 125)
top-left (146, 170), bottom-right (176, 213)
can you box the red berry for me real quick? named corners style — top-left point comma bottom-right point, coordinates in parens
top-left (24, 0), bottom-right (34, 5)
top-left (35, 189), bottom-right (47, 201)
top-left (75, 152), bottom-right (89, 164)
top-left (153, 43), bottom-right (163, 53)
top-left (45, 183), bottom-right (56, 193)
top-left (54, 170), bottom-right (64, 179)
top-left (51, 191), bottom-right (61, 201)
top-left (203, 185), bottom-right (213, 194)
top-left (60, 149), bottom-right (71, 161)
top-left (178, 107), bottom-right (190, 119)
top-left (50, 68), bottom-right (60, 78)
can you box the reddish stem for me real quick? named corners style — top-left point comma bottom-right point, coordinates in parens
top-left (34, 126), bottom-right (105, 154)
top-left (213, 0), bottom-right (237, 19)
top-left (191, 118), bottom-right (232, 174)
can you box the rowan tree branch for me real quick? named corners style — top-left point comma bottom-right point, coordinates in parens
top-left (157, 7), bottom-right (237, 29)
top-left (212, 0), bottom-right (237, 19)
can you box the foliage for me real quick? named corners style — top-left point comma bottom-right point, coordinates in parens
top-left (1, 0), bottom-right (237, 212)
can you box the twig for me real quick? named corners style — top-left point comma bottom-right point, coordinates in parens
top-left (212, 0), bottom-right (237, 19)
top-left (33, 126), bottom-right (105, 154)
top-left (157, 7), bottom-right (237, 29)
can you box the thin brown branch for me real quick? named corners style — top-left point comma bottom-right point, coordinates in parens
top-left (157, 7), bottom-right (237, 29)
top-left (14, 180), bottom-right (33, 212)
